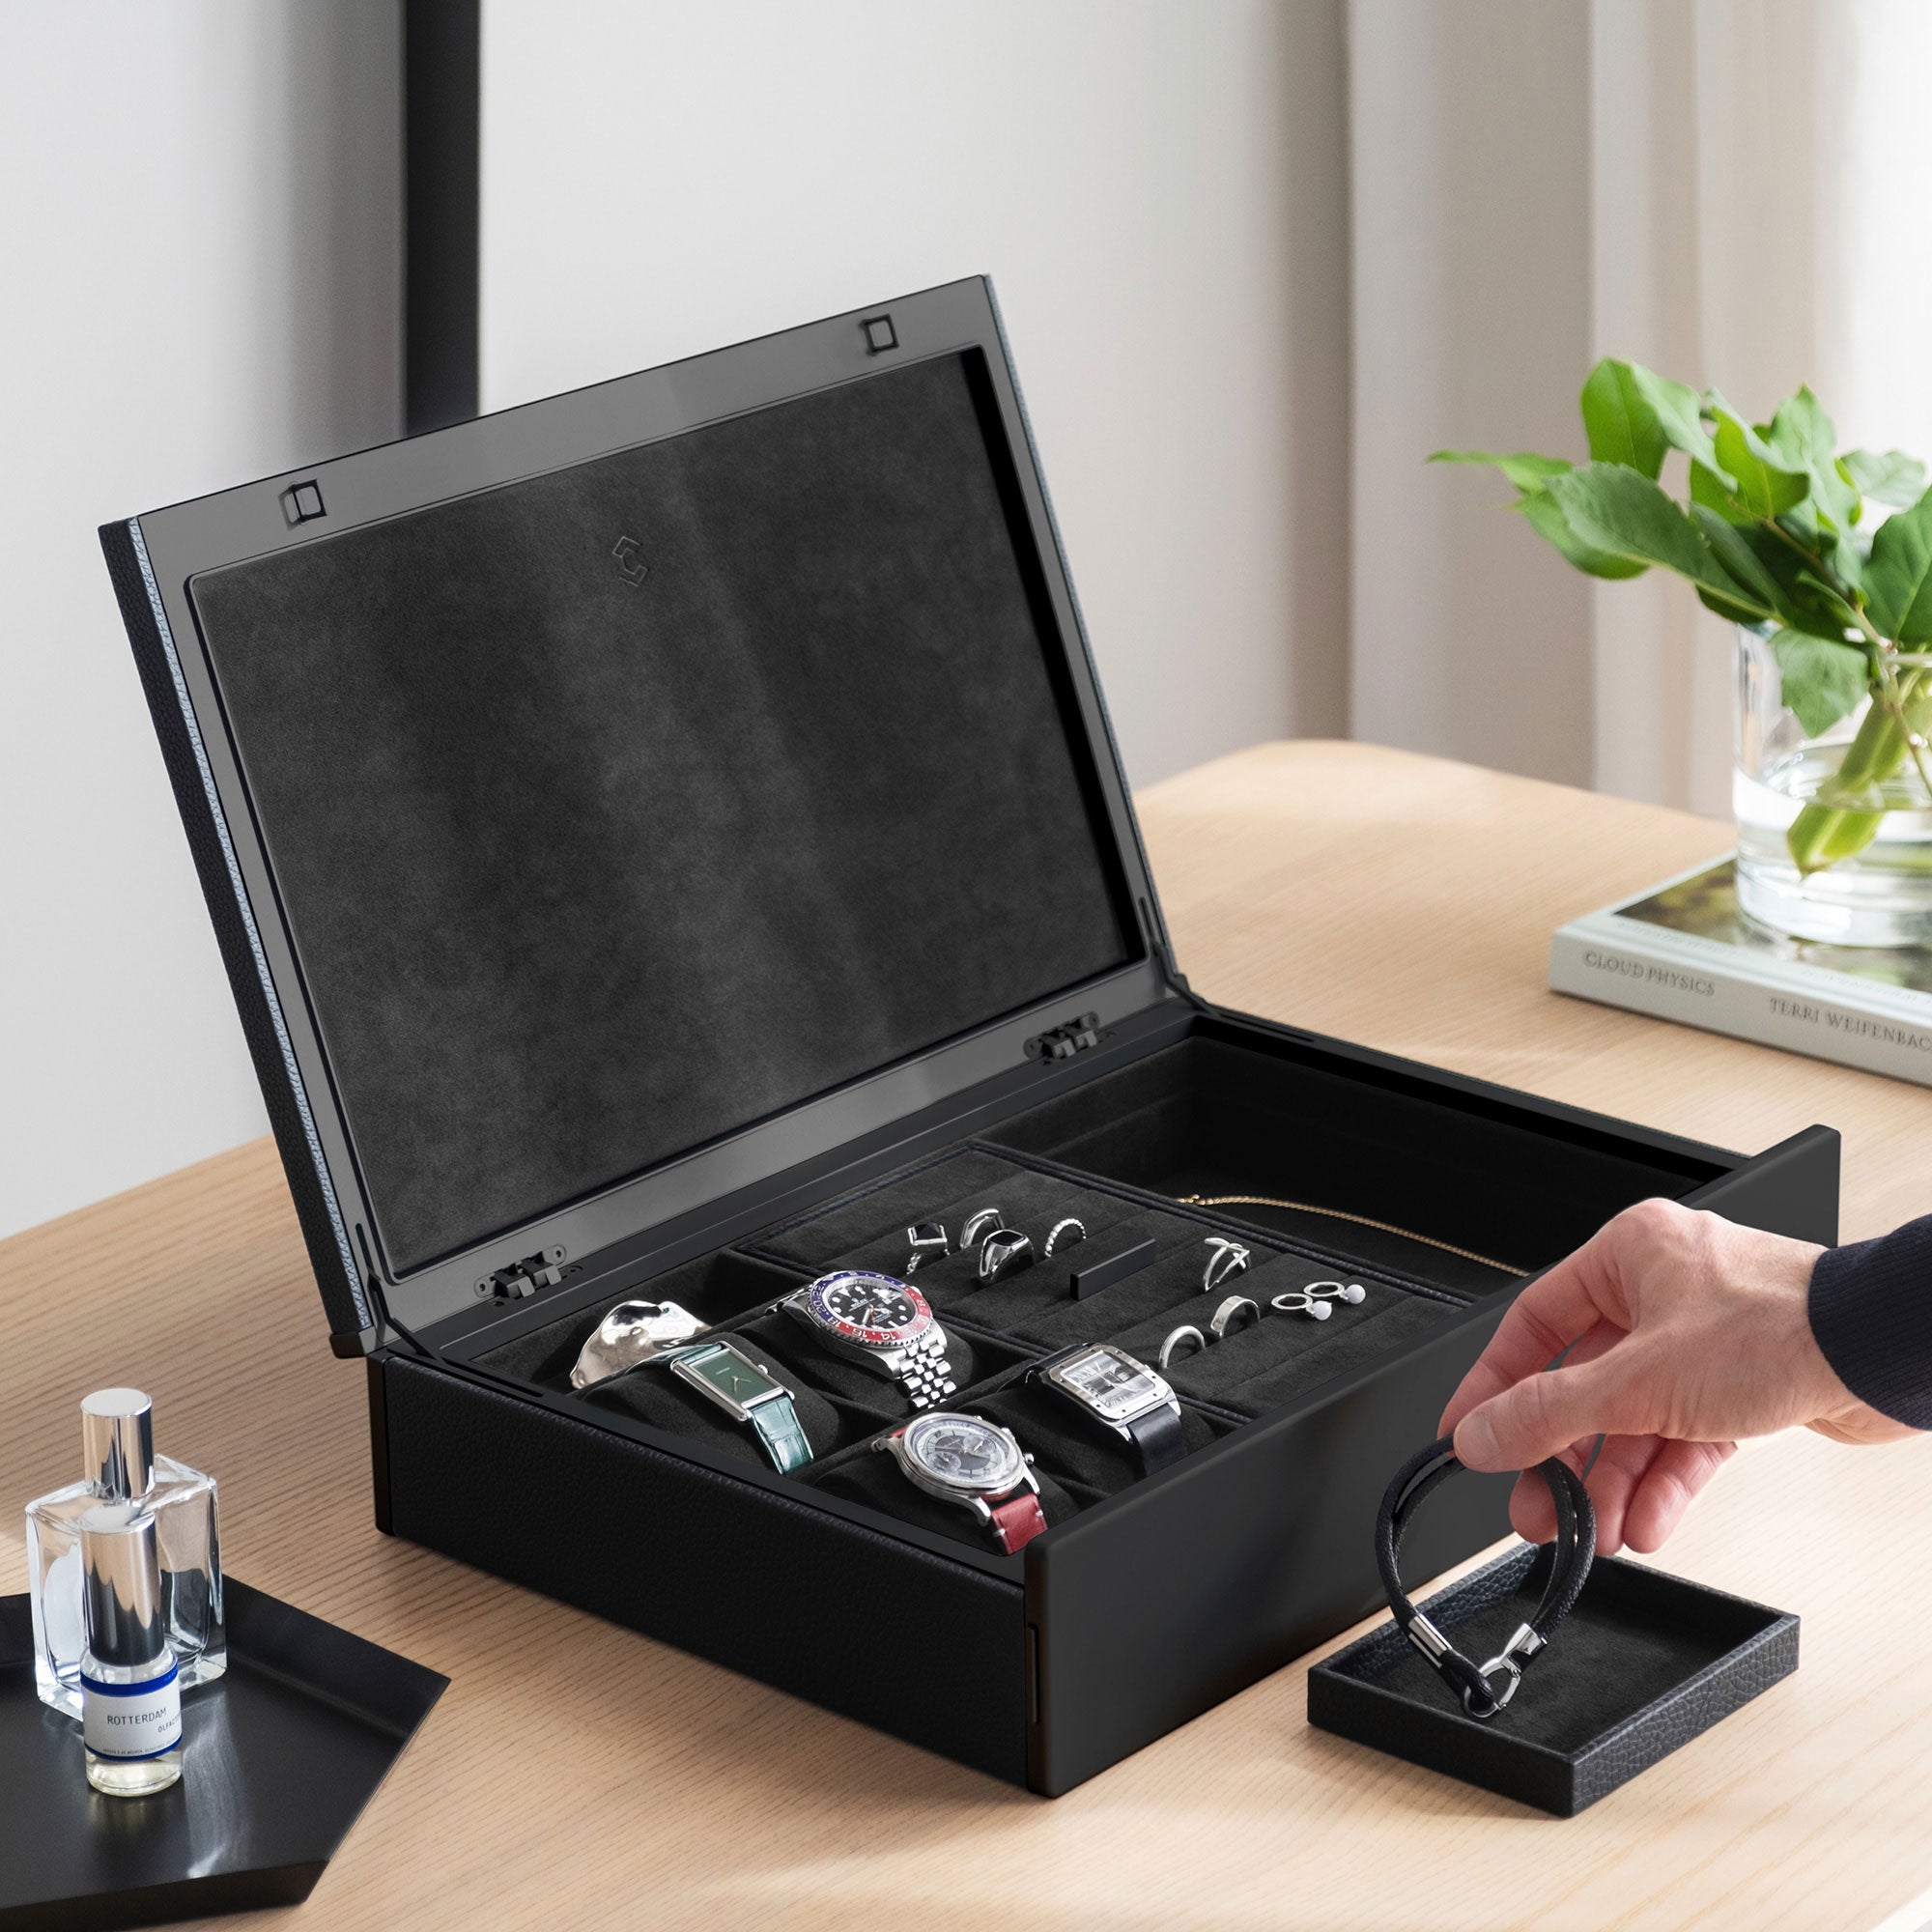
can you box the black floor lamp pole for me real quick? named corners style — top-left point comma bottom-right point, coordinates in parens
top-left (404, 0), bottom-right (480, 436)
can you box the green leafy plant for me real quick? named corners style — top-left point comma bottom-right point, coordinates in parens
top-left (1434, 364), bottom-right (1931, 875)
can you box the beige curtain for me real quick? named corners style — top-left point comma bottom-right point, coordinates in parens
top-left (1350, 0), bottom-right (1932, 816)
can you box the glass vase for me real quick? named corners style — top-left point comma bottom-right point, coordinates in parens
top-left (1734, 623), bottom-right (1932, 946)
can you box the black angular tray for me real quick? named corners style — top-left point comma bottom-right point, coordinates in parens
top-left (0, 1579), bottom-right (446, 1930)
top-left (1308, 1542), bottom-right (1798, 1816)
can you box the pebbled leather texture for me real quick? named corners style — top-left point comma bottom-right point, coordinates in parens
top-left (382, 1353), bottom-right (1029, 1781)
top-left (1568, 1614), bottom-right (1800, 1811)
top-left (1309, 1544), bottom-right (1799, 1816)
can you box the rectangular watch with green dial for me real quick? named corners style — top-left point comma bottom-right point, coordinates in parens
top-left (665, 1341), bottom-right (813, 1474)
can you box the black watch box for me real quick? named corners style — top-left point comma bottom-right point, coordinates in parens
top-left (99, 276), bottom-right (1838, 1796)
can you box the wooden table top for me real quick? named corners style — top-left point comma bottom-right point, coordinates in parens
top-left (4, 739), bottom-right (1929, 1931)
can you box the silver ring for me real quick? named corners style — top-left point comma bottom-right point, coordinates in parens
top-left (1158, 1324), bottom-right (1207, 1370)
top-left (1202, 1237), bottom-right (1251, 1293)
top-left (905, 1222), bottom-right (951, 1273)
top-left (1043, 1217), bottom-right (1086, 1258)
top-left (1209, 1294), bottom-right (1261, 1340)
top-left (978, 1228), bottom-right (1035, 1282)
top-left (961, 1208), bottom-right (1004, 1251)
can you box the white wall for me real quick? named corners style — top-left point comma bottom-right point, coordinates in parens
top-left (1, 0), bottom-right (1349, 1241)
top-left (0, 5), bottom-right (400, 1240)
top-left (1348, 0), bottom-right (1595, 786)
top-left (477, 0), bottom-right (1350, 789)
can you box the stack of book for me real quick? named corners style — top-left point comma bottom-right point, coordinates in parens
top-left (1549, 859), bottom-right (1932, 1087)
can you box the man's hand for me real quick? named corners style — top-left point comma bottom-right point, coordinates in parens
top-left (1438, 1199), bottom-right (1912, 1553)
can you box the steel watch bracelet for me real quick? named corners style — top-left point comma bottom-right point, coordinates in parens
top-left (897, 1329), bottom-right (958, 1409)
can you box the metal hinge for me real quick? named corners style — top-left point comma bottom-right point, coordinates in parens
top-left (475, 1244), bottom-right (569, 1300)
top-left (1026, 1012), bottom-right (1102, 1062)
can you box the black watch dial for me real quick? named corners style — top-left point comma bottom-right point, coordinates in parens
top-left (801, 1270), bottom-right (931, 1347)
top-left (792, 1267), bottom-right (927, 1345)
top-left (824, 1277), bottom-right (917, 1328)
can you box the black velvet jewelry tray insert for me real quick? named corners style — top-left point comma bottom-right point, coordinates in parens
top-left (0, 1579), bottom-right (446, 1930)
top-left (465, 1137), bottom-right (1471, 1520)
top-left (1307, 1542), bottom-right (1799, 1816)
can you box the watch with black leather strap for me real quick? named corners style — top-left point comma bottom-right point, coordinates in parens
top-left (1036, 1342), bottom-right (1185, 1478)
top-left (876, 1411), bottom-right (1045, 1554)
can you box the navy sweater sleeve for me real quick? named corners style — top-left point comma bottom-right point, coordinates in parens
top-left (1808, 1213), bottom-right (1932, 1430)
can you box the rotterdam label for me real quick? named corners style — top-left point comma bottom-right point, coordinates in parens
top-left (82, 1666), bottom-right (183, 1759)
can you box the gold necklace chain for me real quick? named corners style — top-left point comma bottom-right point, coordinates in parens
top-left (1174, 1194), bottom-right (1525, 1276)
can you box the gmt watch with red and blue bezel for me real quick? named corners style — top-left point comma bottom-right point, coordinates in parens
top-left (781, 1271), bottom-right (958, 1409)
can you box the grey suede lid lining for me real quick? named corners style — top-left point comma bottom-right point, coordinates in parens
top-left (187, 352), bottom-right (1133, 1272)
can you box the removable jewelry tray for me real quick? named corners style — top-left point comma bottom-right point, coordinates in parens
top-left (1307, 1542), bottom-right (1799, 1816)
top-left (0, 1580), bottom-right (445, 1930)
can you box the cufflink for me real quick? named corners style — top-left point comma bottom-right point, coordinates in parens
top-left (906, 1222), bottom-right (951, 1273)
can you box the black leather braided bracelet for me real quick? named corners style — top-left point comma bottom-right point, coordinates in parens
top-left (1375, 1435), bottom-right (1597, 1719)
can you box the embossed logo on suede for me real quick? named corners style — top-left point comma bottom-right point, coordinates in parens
top-left (611, 534), bottom-right (648, 586)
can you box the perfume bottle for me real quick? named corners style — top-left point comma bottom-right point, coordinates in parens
top-left (79, 1501), bottom-right (184, 1797)
top-left (26, 1389), bottom-right (223, 1719)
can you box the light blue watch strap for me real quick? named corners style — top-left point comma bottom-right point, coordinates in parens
top-left (665, 1341), bottom-right (813, 1474)
top-left (748, 1394), bottom-right (812, 1474)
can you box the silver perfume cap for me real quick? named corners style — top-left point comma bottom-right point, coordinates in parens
top-left (79, 1502), bottom-right (167, 1671)
top-left (81, 1388), bottom-right (155, 1500)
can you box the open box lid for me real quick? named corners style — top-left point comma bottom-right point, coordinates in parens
top-left (103, 278), bottom-right (1183, 1350)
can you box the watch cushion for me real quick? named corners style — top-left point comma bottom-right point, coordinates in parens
top-left (473, 1249), bottom-right (805, 1389)
top-left (577, 1331), bottom-right (849, 1467)
top-left (806, 1440), bottom-right (1081, 1546)
top-left (729, 1307), bottom-right (1031, 1427)
top-left (968, 1374), bottom-right (1236, 1502)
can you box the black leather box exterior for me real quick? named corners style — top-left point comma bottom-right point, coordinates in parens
top-left (99, 277), bottom-right (1842, 1797)
top-left (360, 1052), bottom-right (1833, 1796)
top-left (1308, 1544), bottom-right (1801, 1815)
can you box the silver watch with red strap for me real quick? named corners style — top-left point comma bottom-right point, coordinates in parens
top-left (875, 1411), bottom-right (1045, 1554)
